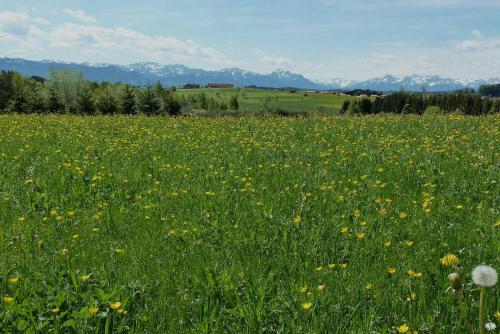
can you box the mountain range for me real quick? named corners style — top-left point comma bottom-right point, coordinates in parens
top-left (1, 57), bottom-right (498, 92)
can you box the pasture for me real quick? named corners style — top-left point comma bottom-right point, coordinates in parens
top-left (0, 114), bottom-right (498, 333)
top-left (177, 88), bottom-right (360, 113)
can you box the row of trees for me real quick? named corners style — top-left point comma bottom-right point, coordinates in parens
top-left (0, 70), bottom-right (238, 116)
top-left (343, 91), bottom-right (500, 115)
top-left (479, 84), bottom-right (500, 98)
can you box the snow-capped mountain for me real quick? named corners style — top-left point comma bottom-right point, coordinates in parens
top-left (1, 57), bottom-right (499, 91)
top-left (347, 75), bottom-right (467, 92)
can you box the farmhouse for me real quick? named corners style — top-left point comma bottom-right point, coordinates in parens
top-left (208, 83), bottom-right (234, 88)
top-left (183, 83), bottom-right (200, 89)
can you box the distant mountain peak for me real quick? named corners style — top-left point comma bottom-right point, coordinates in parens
top-left (0, 57), bottom-right (499, 91)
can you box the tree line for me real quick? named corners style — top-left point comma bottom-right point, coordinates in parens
top-left (0, 69), bottom-right (240, 115)
top-left (342, 91), bottom-right (500, 116)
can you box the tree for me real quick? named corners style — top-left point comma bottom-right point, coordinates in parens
top-left (77, 85), bottom-right (96, 115)
top-left (358, 98), bottom-right (373, 114)
top-left (119, 84), bottom-right (136, 114)
top-left (162, 95), bottom-right (182, 116)
top-left (47, 69), bottom-right (85, 113)
top-left (0, 71), bottom-right (16, 111)
top-left (341, 100), bottom-right (350, 113)
top-left (47, 85), bottom-right (64, 113)
top-left (229, 95), bottom-right (239, 110)
top-left (28, 83), bottom-right (48, 113)
top-left (137, 86), bottom-right (160, 115)
top-left (95, 86), bottom-right (118, 115)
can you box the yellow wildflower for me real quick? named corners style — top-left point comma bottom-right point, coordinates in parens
top-left (397, 324), bottom-right (410, 333)
top-left (388, 267), bottom-right (397, 275)
top-left (440, 254), bottom-right (459, 267)
top-left (3, 296), bottom-right (14, 304)
top-left (88, 306), bottom-right (99, 315)
top-left (301, 302), bottom-right (313, 311)
top-left (8, 277), bottom-right (19, 285)
top-left (110, 301), bottom-right (122, 310)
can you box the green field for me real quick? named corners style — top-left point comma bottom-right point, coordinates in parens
top-left (177, 88), bottom-right (360, 113)
top-left (1, 114), bottom-right (499, 333)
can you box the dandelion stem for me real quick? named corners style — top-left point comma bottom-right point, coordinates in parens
top-left (458, 292), bottom-right (473, 334)
top-left (479, 287), bottom-right (485, 334)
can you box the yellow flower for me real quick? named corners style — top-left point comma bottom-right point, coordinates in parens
top-left (356, 232), bottom-right (365, 240)
top-left (407, 270), bottom-right (422, 278)
top-left (440, 253), bottom-right (459, 267)
top-left (399, 212), bottom-right (407, 219)
top-left (494, 221), bottom-right (500, 228)
top-left (80, 274), bottom-right (91, 282)
top-left (353, 209), bottom-right (361, 218)
top-left (299, 285), bottom-right (308, 293)
top-left (406, 292), bottom-right (417, 301)
top-left (18, 216), bottom-right (25, 222)
top-left (3, 296), bottom-right (14, 304)
top-left (110, 301), bottom-right (122, 310)
top-left (51, 307), bottom-right (60, 314)
top-left (8, 277), bottom-right (19, 285)
top-left (340, 226), bottom-right (348, 234)
top-left (317, 284), bottom-right (326, 291)
top-left (114, 248), bottom-right (125, 254)
top-left (365, 282), bottom-right (373, 290)
top-left (88, 306), bottom-right (99, 314)
top-left (50, 209), bottom-right (57, 216)
top-left (301, 302), bottom-right (313, 311)
top-left (293, 216), bottom-right (302, 224)
top-left (60, 248), bottom-right (68, 256)
top-left (315, 266), bottom-right (323, 272)
top-left (67, 211), bottom-right (75, 217)
top-left (406, 240), bottom-right (414, 247)
top-left (359, 221), bottom-right (367, 227)
top-left (397, 324), bottom-right (410, 333)
top-left (495, 311), bottom-right (500, 321)
top-left (388, 267), bottom-right (397, 275)
top-left (327, 263), bottom-right (336, 269)
top-left (340, 263), bottom-right (348, 269)
top-left (384, 241), bottom-right (392, 248)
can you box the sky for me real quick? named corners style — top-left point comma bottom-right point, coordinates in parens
top-left (0, 0), bottom-right (499, 81)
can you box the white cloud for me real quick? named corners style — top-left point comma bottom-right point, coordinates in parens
top-left (456, 37), bottom-right (500, 51)
top-left (472, 29), bottom-right (483, 38)
top-left (0, 11), bottom-right (243, 68)
top-left (255, 50), bottom-right (296, 68)
top-left (254, 49), bottom-right (326, 74)
top-left (63, 9), bottom-right (97, 24)
top-left (0, 11), bottom-right (31, 36)
top-left (33, 17), bottom-right (50, 25)
top-left (370, 52), bottom-right (401, 67)
top-left (45, 23), bottom-right (241, 65)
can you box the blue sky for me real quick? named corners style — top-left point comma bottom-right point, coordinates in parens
top-left (0, 0), bottom-right (499, 81)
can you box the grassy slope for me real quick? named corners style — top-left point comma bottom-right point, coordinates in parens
top-left (177, 88), bottom-right (360, 113)
top-left (0, 115), bottom-right (498, 333)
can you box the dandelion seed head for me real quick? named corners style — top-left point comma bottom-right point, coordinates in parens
top-left (472, 265), bottom-right (498, 288)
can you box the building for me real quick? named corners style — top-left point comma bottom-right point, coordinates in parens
top-left (208, 83), bottom-right (234, 89)
top-left (183, 83), bottom-right (200, 89)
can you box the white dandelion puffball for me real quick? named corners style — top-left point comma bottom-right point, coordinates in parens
top-left (472, 265), bottom-right (498, 288)
top-left (485, 322), bottom-right (497, 331)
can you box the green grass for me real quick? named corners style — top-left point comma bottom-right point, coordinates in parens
top-left (177, 88), bottom-right (359, 113)
top-left (0, 114), bottom-right (498, 333)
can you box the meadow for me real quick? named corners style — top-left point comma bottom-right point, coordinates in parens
top-left (177, 88), bottom-right (360, 113)
top-left (0, 114), bottom-right (499, 333)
